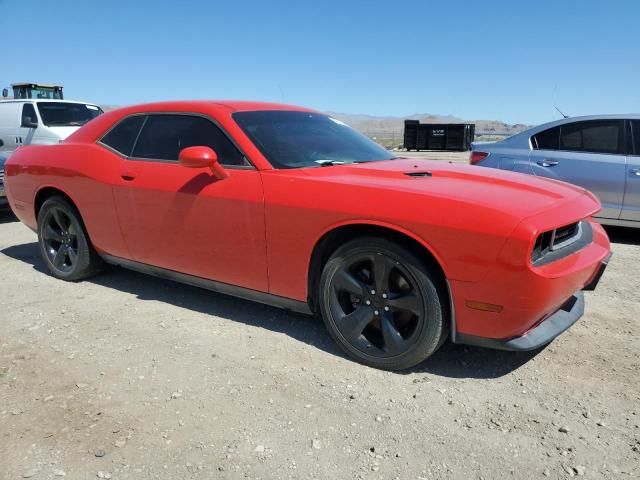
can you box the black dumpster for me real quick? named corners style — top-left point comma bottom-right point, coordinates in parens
top-left (404, 120), bottom-right (475, 151)
top-left (403, 120), bottom-right (419, 150)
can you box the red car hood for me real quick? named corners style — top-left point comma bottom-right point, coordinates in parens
top-left (297, 158), bottom-right (597, 221)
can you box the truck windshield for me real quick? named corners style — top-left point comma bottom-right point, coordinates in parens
top-left (37, 102), bottom-right (103, 127)
top-left (232, 110), bottom-right (395, 168)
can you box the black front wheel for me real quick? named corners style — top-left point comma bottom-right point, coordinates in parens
top-left (319, 237), bottom-right (447, 370)
top-left (37, 196), bottom-right (104, 281)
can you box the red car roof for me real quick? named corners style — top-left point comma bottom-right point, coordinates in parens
top-left (67, 100), bottom-right (317, 143)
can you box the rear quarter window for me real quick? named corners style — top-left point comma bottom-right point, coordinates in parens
top-left (531, 127), bottom-right (559, 150)
top-left (100, 116), bottom-right (146, 156)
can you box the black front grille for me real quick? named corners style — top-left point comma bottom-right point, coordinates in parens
top-left (532, 231), bottom-right (554, 262)
top-left (554, 222), bottom-right (579, 245)
top-left (0, 168), bottom-right (4, 187)
top-left (532, 221), bottom-right (590, 265)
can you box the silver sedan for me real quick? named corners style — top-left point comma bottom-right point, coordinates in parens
top-left (470, 114), bottom-right (640, 228)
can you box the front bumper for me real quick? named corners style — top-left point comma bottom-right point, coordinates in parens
top-left (456, 292), bottom-right (584, 351)
top-left (455, 254), bottom-right (609, 351)
top-left (451, 218), bottom-right (610, 340)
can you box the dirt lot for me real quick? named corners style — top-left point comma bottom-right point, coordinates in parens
top-left (0, 200), bottom-right (638, 479)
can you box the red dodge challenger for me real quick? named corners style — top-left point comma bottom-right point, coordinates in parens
top-left (4, 101), bottom-right (611, 370)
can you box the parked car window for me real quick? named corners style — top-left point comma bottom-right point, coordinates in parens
top-left (531, 127), bottom-right (559, 150)
top-left (131, 114), bottom-right (246, 166)
top-left (37, 102), bottom-right (103, 127)
top-left (21, 103), bottom-right (38, 125)
top-left (632, 120), bottom-right (640, 156)
top-left (100, 115), bottom-right (146, 156)
top-left (559, 120), bottom-right (621, 154)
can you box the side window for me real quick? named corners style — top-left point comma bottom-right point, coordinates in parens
top-left (560, 123), bottom-right (583, 151)
top-left (100, 115), bottom-right (146, 156)
top-left (559, 120), bottom-right (621, 154)
top-left (131, 114), bottom-right (246, 166)
top-left (21, 103), bottom-right (37, 125)
top-left (632, 120), bottom-right (640, 156)
top-left (531, 127), bottom-right (559, 150)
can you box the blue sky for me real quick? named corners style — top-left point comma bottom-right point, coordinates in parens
top-left (1, 0), bottom-right (639, 124)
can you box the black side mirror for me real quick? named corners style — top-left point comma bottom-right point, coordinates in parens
top-left (22, 116), bottom-right (38, 128)
top-left (0, 139), bottom-right (3, 147)
top-left (1, 88), bottom-right (7, 98)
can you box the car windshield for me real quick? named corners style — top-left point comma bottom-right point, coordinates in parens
top-left (37, 102), bottom-right (103, 127)
top-left (233, 110), bottom-right (396, 168)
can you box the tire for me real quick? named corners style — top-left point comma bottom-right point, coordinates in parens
top-left (37, 196), bottom-right (104, 281)
top-left (319, 237), bottom-right (447, 370)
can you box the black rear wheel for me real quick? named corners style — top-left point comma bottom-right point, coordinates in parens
top-left (37, 196), bottom-right (104, 281)
top-left (319, 237), bottom-right (446, 370)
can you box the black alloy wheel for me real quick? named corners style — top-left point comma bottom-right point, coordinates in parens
top-left (319, 237), bottom-right (446, 370)
top-left (41, 206), bottom-right (79, 274)
top-left (37, 196), bottom-right (104, 281)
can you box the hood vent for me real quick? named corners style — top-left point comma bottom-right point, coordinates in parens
top-left (404, 171), bottom-right (432, 177)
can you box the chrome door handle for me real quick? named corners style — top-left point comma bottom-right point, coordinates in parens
top-left (630, 168), bottom-right (640, 177)
top-left (537, 160), bottom-right (559, 167)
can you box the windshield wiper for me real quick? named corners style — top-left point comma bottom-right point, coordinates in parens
top-left (314, 160), bottom-right (348, 167)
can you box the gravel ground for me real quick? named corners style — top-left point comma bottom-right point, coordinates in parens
top-left (0, 209), bottom-right (638, 480)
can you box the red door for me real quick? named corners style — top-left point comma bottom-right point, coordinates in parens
top-left (109, 114), bottom-right (268, 292)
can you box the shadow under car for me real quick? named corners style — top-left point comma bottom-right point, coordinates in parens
top-left (1, 241), bottom-right (545, 379)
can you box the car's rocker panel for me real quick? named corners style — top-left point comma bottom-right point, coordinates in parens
top-left (101, 254), bottom-right (312, 315)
